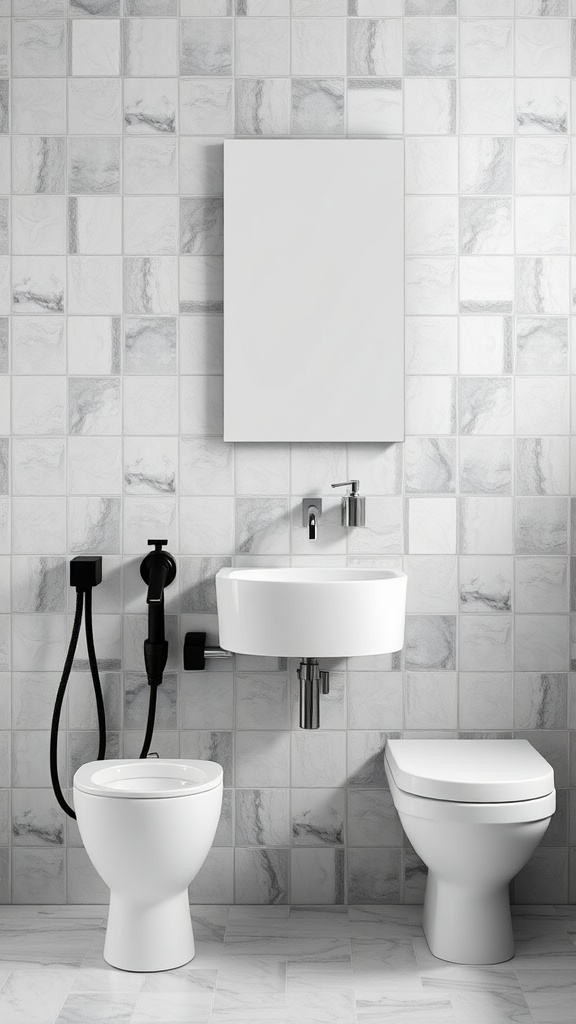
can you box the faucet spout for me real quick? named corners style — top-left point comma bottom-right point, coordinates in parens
top-left (302, 498), bottom-right (322, 541)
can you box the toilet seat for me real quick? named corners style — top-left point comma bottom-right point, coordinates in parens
top-left (385, 739), bottom-right (555, 824)
top-left (385, 739), bottom-right (554, 802)
top-left (74, 759), bottom-right (223, 799)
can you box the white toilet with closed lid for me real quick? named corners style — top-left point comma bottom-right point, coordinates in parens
top-left (74, 758), bottom-right (223, 972)
top-left (384, 739), bottom-right (555, 965)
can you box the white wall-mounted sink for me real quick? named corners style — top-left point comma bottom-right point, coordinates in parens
top-left (215, 567), bottom-right (407, 658)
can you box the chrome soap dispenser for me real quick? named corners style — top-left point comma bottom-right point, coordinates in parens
top-left (331, 479), bottom-right (366, 527)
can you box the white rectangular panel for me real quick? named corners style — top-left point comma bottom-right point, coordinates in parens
top-left (223, 139), bottom-right (404, 442)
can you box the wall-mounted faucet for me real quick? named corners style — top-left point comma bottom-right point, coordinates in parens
top-left (302, 498), bottom-right (322, 541)
top-left (331, 479), bottom-right (366, 527)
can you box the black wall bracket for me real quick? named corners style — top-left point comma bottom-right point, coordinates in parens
top-left (183, 632), bottom-right (233, 671)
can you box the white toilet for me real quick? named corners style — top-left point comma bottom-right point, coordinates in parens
top-left (385, 739), bottom-right (555, 965)
top-left (74, 758), bottom-right (223, 972)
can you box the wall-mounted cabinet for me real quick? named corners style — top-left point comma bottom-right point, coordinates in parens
top-left (223, 139), bottom-right (404, 443)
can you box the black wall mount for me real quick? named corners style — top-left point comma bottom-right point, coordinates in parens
top-left (183, 632), bottom-right (232, 670)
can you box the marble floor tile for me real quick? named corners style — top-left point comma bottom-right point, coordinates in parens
top-left (0, 906), bottom-right (574, 1023)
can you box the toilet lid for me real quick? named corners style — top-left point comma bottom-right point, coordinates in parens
top-left (385, 740), bottom-right (554, 803)
top-left (74, 759), bottom-right (223, 799)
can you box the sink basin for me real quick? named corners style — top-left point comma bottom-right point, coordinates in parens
top-left (215, 567), bottom-right (407, 658)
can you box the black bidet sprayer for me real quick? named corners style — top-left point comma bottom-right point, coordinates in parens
top-left (50, 556), bottom-right (106, 820)
top-left (139, 539), bottom-right (176, 758)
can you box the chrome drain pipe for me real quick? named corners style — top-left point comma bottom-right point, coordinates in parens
top-left (297, 658), bottom-right (330, 729)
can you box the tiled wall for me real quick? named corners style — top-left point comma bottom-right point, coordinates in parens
top-left (0, 0), bottom-right (575, 906)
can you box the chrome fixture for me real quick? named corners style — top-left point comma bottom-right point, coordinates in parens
top-left (183, 631), bottom-right (232, 671)
top-left (331, 479), bottom-right (366, 527)
top-left (302, 498), bottom-right (322, 540)
top-left (297, 658), bottom-right (330, 729)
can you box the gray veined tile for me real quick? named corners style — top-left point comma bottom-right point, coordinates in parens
top-left (348, 848), bottom-right (401, 905)
top-left (459, 616), bottom-right (513, 673)
top-left (68, 137), bottom-right (120, 195)
top-left (406, 0), bottom-right (456, 11)
top-left (12, 789), bottom-right (65, 847)
top-left (517, 0), bottom-right (568, 11)
top-left (236, 79), bottom-right (291, 136)
top-left (123, 436), bottom-right (177, 494)
top-left (516, 438), bottom-right (569, 496)
top-left (124, 317), bottom-right (177, 374)
top-left (180, 79), bottom-right (234, 135)
top-left (236, 789), bottom-right (290, 847)
top-left (515, 673), bottom-right (567, 730)
top-left (459, 556), bottom-right (513, 614)
top-left (126, 0), bottom-right (178, 11)
top-left (347, 77), bottom-right (403, 136)
top-left (12, 19), bottom-right (67, 77)
top-left (12, 256), bottom-right (65, 313)
top-left (348, 731), bottom-right (398, 789)
top-left (123, 17), bottom-right (178, 77)
top-left (516, 78), bottom-right (568, 135)
top-left (459, 437), bottom-right (512, 496)
top-left (517, 557), bottom-right (568, 616)
top-left (11, 555), bottom-right (66, 613)
top-left (235, 848), bottom-right (289, 905)
top-left (124, 79), bottom-right (177, 134)
top-left (291, 78), bottom-right (344, 135)
top-left (458, 377), bottom-right (512, 435)
top-left (515, 317), bottom-right (568, 374)
top-left (181, 17), bottom-right (233, 76)
top-left (516, 496), bottom-right (568, 555)
top-left (12, 137), bottom-right (65, 195)
top-left (405, 17), bottom-right (456, 76)
top-left (291, 848), bottom-right (345, 905)
top-left (69, 0), bottom-right (120, 14)
top-left (405, 616), bottom-right (456, 671)
top-left (180, 198), bottom-right (223, 256)
top-left (348, 18), bottom-right (402, 76)
top-left (459, 198), bottom-right (513, 256)
top-left (459, 137), bottom-right (512, 195)
top-left (292, 789), bottom-right (345, 847)
top-left (405, 438), bottom-right (455, 494)
top-left (0, 81), bottom-right (8, 134)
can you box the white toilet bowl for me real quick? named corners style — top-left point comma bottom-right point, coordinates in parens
top-left (74, 758), bottom-right (223, 972)
top-left (385, 739), bottom-right (555, 965)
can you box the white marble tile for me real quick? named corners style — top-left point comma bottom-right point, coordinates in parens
top-left (405, 137), bottom-right (458, 194)
top-left (124, 18), bottom-right (178, 77)
top-left (460, 78), bottom-right (514, 135)
top-left (460, 18), bottom-right (513, 76)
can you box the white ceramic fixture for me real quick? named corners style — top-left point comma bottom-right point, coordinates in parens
top-left (385, 739), bottom-right (555, 965)
top-left (215, 567), bottom-right (407, 658)
top-left (74, 759), bottom-right (223, 972)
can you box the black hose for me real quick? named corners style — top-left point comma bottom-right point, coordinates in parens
top-left (84, 587), bottom-right (106, 761)
top-left (50, 586), bottom-right (108, 819)
top-left (139, 682), bottom-right (158, 759)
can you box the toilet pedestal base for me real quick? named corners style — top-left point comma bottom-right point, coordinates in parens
top-left (104, 891), bottom-right (195, 972)
top-left (422, 875), bottom-right (514, 965)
